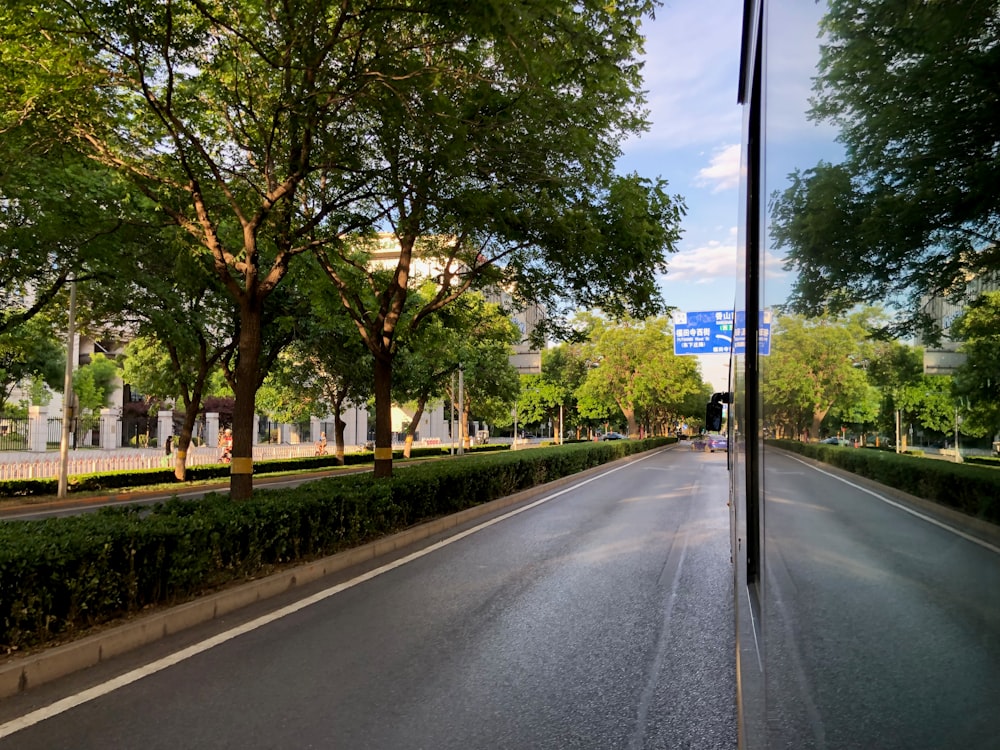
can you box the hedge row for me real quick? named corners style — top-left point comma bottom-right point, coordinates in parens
top-left (0, 438), bottom-right (670, 651)
top-left (0, 443), bottom-right (509, 499)
top-left (769, 440), bottom-right (1000, 524)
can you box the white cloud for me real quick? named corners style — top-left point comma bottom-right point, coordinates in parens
top-left (665, 236), bottom-right (739, 283)
top-left (695, 144), bottom-right (742, 192)
top-left (662, 228), bottom-right (789, 284)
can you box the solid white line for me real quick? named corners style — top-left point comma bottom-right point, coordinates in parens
top-left (745, 586), bottom-right (763, 673)
top-left (0, 451), bottom-right (661, 740)
top-left (786, 454), bottom-right (1000, 555)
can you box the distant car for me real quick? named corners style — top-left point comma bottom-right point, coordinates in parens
top-left (601, 432), bottom-right (625, 440)
top-left (820, 437), bottom-right (846, 445)
top-left (708, 435), bottom-right (728, 452)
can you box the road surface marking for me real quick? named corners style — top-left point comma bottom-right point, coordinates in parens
top-left (0, 450), bottom-right (663, 740)
top-left (787, 455), bottom-right (1000, 555)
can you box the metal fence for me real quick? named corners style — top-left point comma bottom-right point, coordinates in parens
top-left (0, 416), bottom-right (29, 451)
top-left (121, 415), bottom-right (160, 448)
top-left (44, 416), bottom-right (103, 450)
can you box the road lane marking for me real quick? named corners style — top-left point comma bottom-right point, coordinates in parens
top-left (786, 455), bottom-right (1000, 555)
top-left (0, 450), bottom-right (664, 740)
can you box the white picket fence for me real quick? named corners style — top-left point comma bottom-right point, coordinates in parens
top-left (0, 443), bottom-right (356, 482)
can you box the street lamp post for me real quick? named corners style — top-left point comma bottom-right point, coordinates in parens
top-left (954, 406), bottom-right (963, 463)
top-left (450, 373), bottom-right (456, 456)
top-left (58, 282), bottom-right (77, 499)
top-left (457, 365), bottom-right (464, 456)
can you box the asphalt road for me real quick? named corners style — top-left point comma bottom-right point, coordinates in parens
top-left (0, 446), bottom-right (738, 749)
top-left (750, 450), bottom-right (1000, 750)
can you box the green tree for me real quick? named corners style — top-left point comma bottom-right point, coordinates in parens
top-left (0, 10), bottom-right (131, 335)
top-left (522, 344), bottom-right (592, 440)
top-left (951, 291), bottom-right (1000, 439)
top-left (86, 222), bottom-right (244, 479)
top-left (311, 0), bottom-right (684, 476)
top-left (761, 313), bottom-right (869, 440)
top-left (862, 338), bottom-right (925, 447)
top-left (120, 333), bottom-right (235, 477)
top-left (257, 271), bottom-right (374, 464)
top-left (771, 0), bottom-right (1000, 336)
top-left (10, 0), bottom-right (447, 497)
top-left (896, 374), bottom-right (958, 441)
top-left (391, 295), bottom-right (460, 459)
top-left (576, 315), bottom-right (702, 438)
top-left (0, 313), bottom-right (64, 410)
top-left (15, 0), bottom-right (681, 493)
top-left (452, 355), bottom-right (521, 451)
top-left (674, 383), bottom-right (715, 435)
top-left (72, 353), bottom-right (118, 414)
top-left (825, 381), bottom-right (881, 440)
top-left (412, 293), bottom-right (521, 446)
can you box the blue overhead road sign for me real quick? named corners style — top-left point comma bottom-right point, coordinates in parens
top-left (672, 310), bottom-right (771, 355)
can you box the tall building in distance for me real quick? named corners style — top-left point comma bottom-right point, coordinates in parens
top-left (363, 232), bottom-right (544, 375)
top-left (921, 273), bottom-right (998, 376)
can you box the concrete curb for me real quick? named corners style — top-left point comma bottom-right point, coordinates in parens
top-left (0, 447), bottom-right (669, 698)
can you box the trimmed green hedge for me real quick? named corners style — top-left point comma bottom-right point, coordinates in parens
top-left (0, 443), bottom-right (510, 499)
top-left (0, 438), bottom-right (670, 651)
top-left (769, 440), bottom-right (1000, 524)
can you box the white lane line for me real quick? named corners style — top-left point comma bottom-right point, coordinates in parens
top-left (786, 454), bottom-right (1000, 555)
top-left (0, 451), bottom-right (663, 740)
top-left (745, 586), bottom-right (763, 673)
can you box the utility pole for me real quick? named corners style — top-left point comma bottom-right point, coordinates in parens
top-left (457, 365), bottom-right (465, 456)
top-left (954, 405), bottom-right (962, 463)
top-left (450, 373), bottom-right (456, 456)
top-left (58, 282), bottom-right (77, 498)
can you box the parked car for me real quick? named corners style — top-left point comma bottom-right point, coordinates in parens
top-left (708, 435), bottom-right (728, 452)
top-left (601, 431), bottom-right (625, 440)
top-left (820, 436), bottom-right (847, 445)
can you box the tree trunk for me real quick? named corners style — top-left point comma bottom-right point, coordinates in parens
top-left (373, 354), bottom-right (394, 478)
top-left (810, 407), bottom-right (830, 443)
top-left (403, 395), bottom-right (428, 459)
top-left (173, 378), bottom-right (208, 482)
top-left (462, 401), bottom-right (472, 450)
top-left (623, 407), bottom-right (638, 438)
top-left (333, 399), bottom-right (347, 466)
top-left (173, 406), bottom-right (197, 482)
top-left (173, 426), bottom-right (190, 481)
top-left (230, 301), bottom-right (263, 500)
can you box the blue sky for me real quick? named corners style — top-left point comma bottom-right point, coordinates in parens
top-left (612, 0), bottom-right (837, 389)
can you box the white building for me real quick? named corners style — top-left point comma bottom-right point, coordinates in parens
top-left (921, 273), bottom-right (999, 376)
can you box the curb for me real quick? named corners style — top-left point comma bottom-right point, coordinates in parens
top-left (0, 447), bottom-right (669, 698)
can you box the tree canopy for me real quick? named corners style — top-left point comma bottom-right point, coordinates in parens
top-left (576, 314), bottom-right (703, 438)
top-left (952, 291), bottom-right (1000, 438)
top-left (5, 0), bottom-right (681, 491)
top-left (761, 312), bottom-right (870, 440)
top-left (771, 0), bottom-right (1000, 336)
top-left (0, 313), bottom-right (64, 410)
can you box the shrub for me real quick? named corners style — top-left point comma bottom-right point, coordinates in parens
top-left (768, 440), bottom-right (1000, 524)
top-left (0, 438), bottom-right (669, 650)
